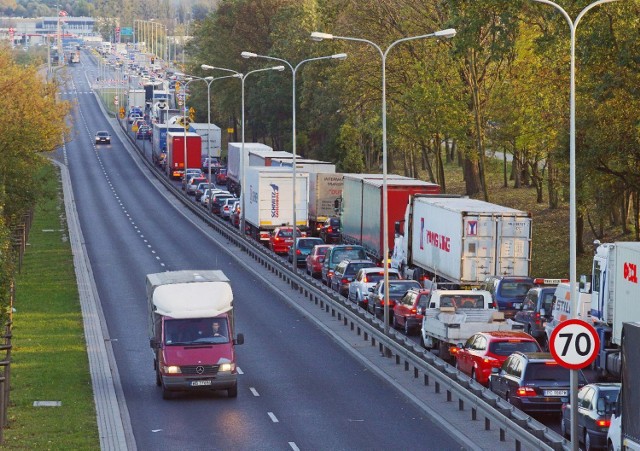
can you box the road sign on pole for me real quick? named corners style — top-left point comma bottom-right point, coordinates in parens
top-left (549, 319), bottom-right (599, 370)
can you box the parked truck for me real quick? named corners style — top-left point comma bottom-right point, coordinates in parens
top-left (152, 123), bottom-right (186, 168)
top-left (309, 172), bottom-right (343, 234)
top-left (244, 166), bottom-right (309, 245)
top-left (586, 242), bottom-right (640, 380)
top-left (146, 270), bottom-right (244, 399)
top-left (227, 142), bottom-right (274, 195)
top-left (341, 175), bottom-right (440, 264)
top-left (166, 131), bottom-right (202, 180)
top-left (189, 122), bottom-right (222, 159)
top-left (392, 195), bottom-right (532, 287)
top-left (420, 289), bottom-right (524, 361)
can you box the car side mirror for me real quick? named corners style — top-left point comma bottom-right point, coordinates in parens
top-left (149, 338), bottom-right (159, 349)
top-left (235, 333), bottom-right (245, 346)
top-left (540, 308), bottom-right (546, 317)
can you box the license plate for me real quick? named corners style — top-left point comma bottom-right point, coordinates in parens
top-left (191, 380), bottom-right (212, 387)
top-left (544, 390), bottom-right (568, 397)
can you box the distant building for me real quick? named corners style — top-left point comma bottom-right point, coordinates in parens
top-left (0, 16), bottom-right (96, 46)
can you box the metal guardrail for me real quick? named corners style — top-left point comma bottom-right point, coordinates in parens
top-left (115, 117), bottom-right (570, 451)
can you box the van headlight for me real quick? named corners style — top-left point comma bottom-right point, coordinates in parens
top-left (163, 365), bottom-right (181, 374)
top-left (219, 363), bottom-right (235, 372)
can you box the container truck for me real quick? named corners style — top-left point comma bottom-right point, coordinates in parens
top-left (392, 195), bottom-right (532, 287)
top-left (309, 173), bottom-right (343, 234)
top-left (166, 131), bottom-right (202, 180)
top-left (244, 166), bottom-right (309, 245)
top-left (189, 122), bottom-right (222, 159)
top-left (147, 270), bottom-right (244, 399)
top-left (152, 123), bottom-right (186, 168)
top-left (128, 89), bottom-right (146, 111)
top-left (341, 175), bottom-right (440, 263)
top-left (227, 142), bottom-right (273, 195)
top-left (586, 242), bottom-right (640, 380)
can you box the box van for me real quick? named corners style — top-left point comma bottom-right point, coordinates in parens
top-left (544, 282), bottom-right (592, 349)
top-left (321, 244), bottom-right (367, 287)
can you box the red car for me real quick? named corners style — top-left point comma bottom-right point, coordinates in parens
top-left (305, 244), bottom-right (332, 278)
top-left (216, 168), bottom-right (228, 185)
top-left (392, 289), bottom-right (430, 335)
top-left (269, 227), bottom-right (304, 255)
top-left (452, 331), bottom-right (541, 386)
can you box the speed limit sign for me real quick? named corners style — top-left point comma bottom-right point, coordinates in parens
top-left (549, 319), bottom-right (600, 370)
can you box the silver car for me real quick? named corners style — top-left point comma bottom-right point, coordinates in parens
top-left (348, 267), bottom-right (400, 309)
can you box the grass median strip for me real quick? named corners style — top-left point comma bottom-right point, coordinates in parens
top-left (8, 164), bottom-right (98, 449)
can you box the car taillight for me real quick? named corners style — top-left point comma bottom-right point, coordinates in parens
top-left (596, 419), bottom-right (610, 428)
top-left (328, 270), bottom-right (334, 277)
top-left (363, 276), bottom-right (368, 283)
top-left (450, 346), bottom-right (461, 355)
top-left (516, 387), bottom-right (537, 397)
top-left (482, 357), bottom-right (501, 367)
top-left (341, 278), bottom-right (349, 284)
top-left (327, 227), bottom-right (333, 233)
top-left (296, 249), bottom-right (301, 255)
top-left (410, 308), bottom-right (417, 314)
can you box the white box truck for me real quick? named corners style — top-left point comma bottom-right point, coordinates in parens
top-left (308, 172), bottom-right (343, 234)
top-left (392, 195), bottom-right (532, 287)
top-left (189, 122), bottom-right (222, 159)
top-left (244, 166), bottom-right (309, 244)
top-left (227, 142), bottom-right (273, 195)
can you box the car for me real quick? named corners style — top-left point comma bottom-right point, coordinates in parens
top-left (480, 275), bottom-right (535, 319)
top-left (288, 237), bottom-right (325, 267)
top-left (128, 113), bottom-right (143, 124)
top-left (195, 182), bottom-right (215, 202)
top-left (136, 124), bottom-right (152, 140)
top-left (367, 279), bottom-right (422, 318)
top-left (512, 278), bottom-right (567, 347)
top-left (319, 217), bottom-right (341, 243)
top-left (202, 189), bottom-right (229, 209)
top-left (330, 259), bottom-right (376, 297)
top-left (269, 227), bottom-right (304, 255)
top-left (230, 202), bottom-right (242, 228)
top-left (216, 168), bottom-right (228, 185)
top-left (321, 244), bottom-right (367, 287)
top-left (305, 244), bottom-right (332, 278)
top-left (181, 169), bottom-right (203, 190)
top-left (186, 177), bottom-right (208, 195)
top-left (202, 156), bottom-right (222, 173)
top-left (348, 267), bottom-right (401, 308)
top-left (95, 131), bottom-right (111, 144)
top-left (392, 288), bottom-right (431, 335)
top-left (488, 352), bottom-right (588, 415)
top-left (210, 193), bottom-right (236, 215)
top-left (453, 331), bottom-right (541, 386)
top-left (560, 382), bottom-right (620, 450)
top-left (220, 198), bottom-right (238, 220)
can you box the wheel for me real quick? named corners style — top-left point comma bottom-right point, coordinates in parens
top-left (392, 315), bottom-right (399, 329)
top-left (227, 383), bottom-right (238, 398)
top-left (155, 366), bottom-right (161, 387)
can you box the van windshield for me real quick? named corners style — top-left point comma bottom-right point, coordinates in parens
top-left (164, 318), bottom-right (229, 345)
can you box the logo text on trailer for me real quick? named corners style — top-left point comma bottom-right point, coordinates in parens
top-left (624, 262), bottom-right (638, 284)
top-left (270, 184), bottom-right (280, 218)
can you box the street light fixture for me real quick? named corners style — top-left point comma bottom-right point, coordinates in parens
top-left (203, 64), bottom-right (286, 236)
top-left (530, 2), bottom-right (618, 449)
top-left (241, 51), bottom-right (347, 270)
top-left (310, 29), bottom-right (455, 333)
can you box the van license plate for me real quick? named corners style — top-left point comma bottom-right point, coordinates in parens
top-left (544, 390), bottom-right (567, 396)
top-left (191, 380), bottom-right (212, 387)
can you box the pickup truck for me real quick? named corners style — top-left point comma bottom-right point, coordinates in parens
top-left (420, 289), bottom-right (524, 361)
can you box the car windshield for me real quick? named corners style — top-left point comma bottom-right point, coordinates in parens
top-left (523, 363), bottom-right (587, 383)
top-left (164, 318), bottom-right (229, 345)
top-left (97, 132), bottom-right (109, 137)
top-left (489, 341), bottom-right (540, 356)
top-left (332, 248), bottom-right (366, 263)
top-left (498, 281), bottom-right (534, 298)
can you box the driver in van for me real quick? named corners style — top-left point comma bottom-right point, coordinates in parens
top-left (211, 320), bottom-right (227, 339)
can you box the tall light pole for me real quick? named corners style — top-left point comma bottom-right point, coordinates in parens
top-left (531, 2), bottom-right (617, 449)
top-left (241, 51), bottom-right (347, 270)
top-left (310, 29), bottom-right (455, 332)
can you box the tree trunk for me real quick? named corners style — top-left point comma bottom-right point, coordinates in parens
top-left (463, 155), bottom-right (482, 196)
top-left (577, 212), bottom-right (585, 255)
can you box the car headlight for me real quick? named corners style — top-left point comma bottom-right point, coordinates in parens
top-left (219, 362), bottom-right (235, 372)
top-left (163, 365), bottom-right (181, 374)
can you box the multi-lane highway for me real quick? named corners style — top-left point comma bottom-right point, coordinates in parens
top-left (55, 53), bottom-right (465, 450)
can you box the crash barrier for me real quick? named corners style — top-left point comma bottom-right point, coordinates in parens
top-left (114, 115), bottom-right (571, 451)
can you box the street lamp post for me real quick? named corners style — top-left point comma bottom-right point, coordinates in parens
top-left (203, 64), bottom-right (286, 236)
top-left (241, 51), bottom-right (347, 271)
top-left (530, 2), bottom-right (618, 449)
top-left (310, 29), bottom-right (456, 333)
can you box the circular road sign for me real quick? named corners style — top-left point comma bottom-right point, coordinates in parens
top-left (549, 319), bottom-right (600, 370)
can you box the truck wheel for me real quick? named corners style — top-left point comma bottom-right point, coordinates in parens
top-left (227, 383), bottom-right (238, 398)
top-left (438, 341), bottom-right (451, 361)
top-left (392, 315), bottom-right (399, 330)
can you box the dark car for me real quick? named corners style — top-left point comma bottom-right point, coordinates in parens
top-left (319, 217), bottom-right (341, 244)
top-left (321, 244), bottom-right (367, 287)
top-left (489, 352), bottom-right (587, 415)
top-left (560, 382), bottom-right (620, 450)
top-left (512, 278), bottom-right (566, 347)
top-left (368, 279), bottom-right (423, 318)
top-left (330, 259), bottom-right (375, 297)
top-left (95, 131), bottom-right (111, 144)
top-left (480, 275), bottom-right (535, 319)
top-left (288, 237), bottom-right (325, 267)
top-left (136, 125), bottom-right (152, 140)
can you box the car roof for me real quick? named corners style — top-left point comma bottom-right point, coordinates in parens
top-left (477, 331), bottom-right (537, 341)
top-left (96, 131), bottom-right (110, 134)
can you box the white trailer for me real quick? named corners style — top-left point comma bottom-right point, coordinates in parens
top-left (308, 173), bottom-right (343, 233)
top-left (588, 242), bottom-right (640, 379)
top-left (244, 167), bottom-right (309, 244)
top-left (392, 196), bottom-right (532, 286)
top-left (189, 122), bottom-right (222, 158)
top-left (226, 142), bottom-right (273, 194)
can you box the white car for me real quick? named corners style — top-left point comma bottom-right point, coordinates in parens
top-left (201, 189), bottom-right (229, 208)
top-left (348, 267), bottom-right (400, 309)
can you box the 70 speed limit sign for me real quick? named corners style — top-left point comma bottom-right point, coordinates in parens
top-left (549, 319), bottom-right (600, 370)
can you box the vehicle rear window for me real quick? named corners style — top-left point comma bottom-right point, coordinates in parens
top-left (498, 281), bottom-right (534, 298)
top-left (388, 282), bottom-right (420, 294)
top-left (298, 239), bottom-right (321, 249)
top-left (332, 248), bottom-right (366, 263)
top-left (489, 341), bottom-right (539, 356)
top-left (329, 218), bottom-right (340, 227)
top-left (346, 263), bottom-right (372, 276)
top-left (278, 229), bottom-right (293, 238)
top-left (523, 363), bottom-right (586, 383)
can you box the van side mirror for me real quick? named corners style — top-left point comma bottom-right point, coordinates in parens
top-left (540, 308), bottom-right (546, 317)
top-left (149, 338), bottom-right (159, 349)
top-left (235, 333), bottom-right (245, 345)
